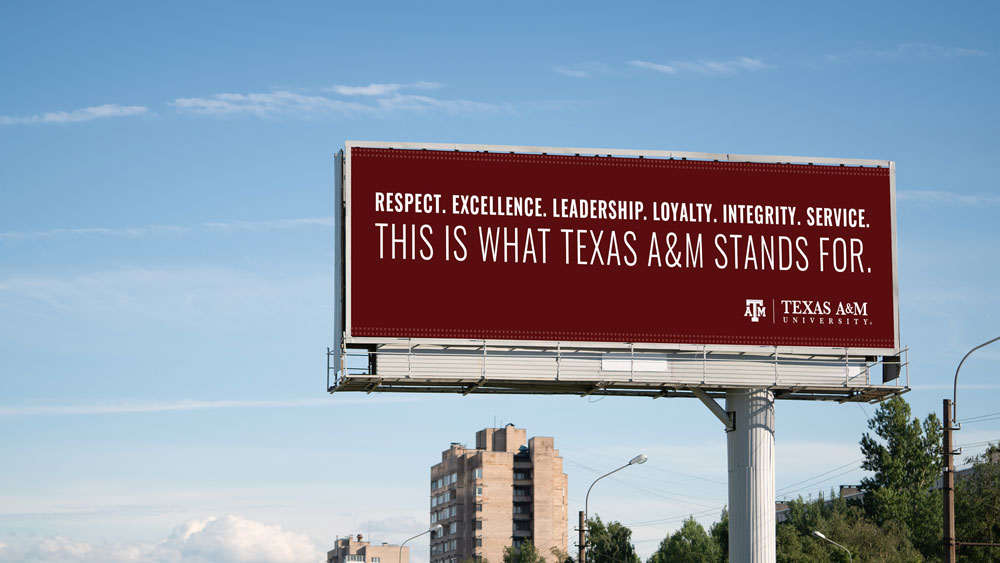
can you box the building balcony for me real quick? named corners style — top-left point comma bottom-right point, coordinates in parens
top-left (512, 512), bottom-right (532, 520)
top-left (512, 529), bottom-right (532, 538)
top-left (512, 495), bottom-right (532, 502)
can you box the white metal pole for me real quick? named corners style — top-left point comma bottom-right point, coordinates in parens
top-left (727, 388), bottom-right (776, 563)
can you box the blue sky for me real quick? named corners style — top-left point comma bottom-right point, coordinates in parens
top-left (2, 2), bottom-right (999, 561)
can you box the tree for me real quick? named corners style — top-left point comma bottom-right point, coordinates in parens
top-left (586, 516), bottom-right (641, 563)
top-left (777, 491), bottom-right (922, 562)
top-left (955, 444), bottom-right (1000, 563)
top-left (859, 396), bottom-right (942, 558)
top-left (648, 516), bottom-right (720, 563)
top-left (503, 540), bottom-right (545, 563)
top-left (709, 508), bottom-right (728, 562)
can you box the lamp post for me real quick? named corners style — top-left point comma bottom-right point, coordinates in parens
top-left (944, 335), bottom-right (1000, 563)
top-left (812, 531), bottom-right (852, 562)
top-left (579, 454), bottom-right (647, 563)
top-left (399, 523), bottom-right (443, 563)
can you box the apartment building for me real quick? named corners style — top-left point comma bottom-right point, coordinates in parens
top-left (327, 534), bottom-right (408, 563)
top-left (429, 425), bottom-right (568, 563)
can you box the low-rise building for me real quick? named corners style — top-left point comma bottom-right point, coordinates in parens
top-left (327, 534), bottom-right (407, 563)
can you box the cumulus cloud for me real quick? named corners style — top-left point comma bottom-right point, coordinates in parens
top-left (0, 515), bottom-right (323, 562)
top-left (0, 104), bottom-right (148, 126)
top-left (630, 56), bottom-right (767, 75)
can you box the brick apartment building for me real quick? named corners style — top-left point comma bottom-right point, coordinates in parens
top-left (429, 425), bottom-right (568, 563)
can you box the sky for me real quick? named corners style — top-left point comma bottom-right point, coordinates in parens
top-left (2, 1), bottom-right (999, 561)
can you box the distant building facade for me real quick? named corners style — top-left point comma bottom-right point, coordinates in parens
top-left (328, 534), bottom-right (407, 563)
top-left (429, 425), bottom-right (568, 563)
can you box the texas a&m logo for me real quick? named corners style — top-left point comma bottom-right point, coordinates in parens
top-left (744, 299), bottom-right (766, 323)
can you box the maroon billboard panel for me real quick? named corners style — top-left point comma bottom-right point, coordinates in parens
top-left (345, 146), bottom-right (897, 351)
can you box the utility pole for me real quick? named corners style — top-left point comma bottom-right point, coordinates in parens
top-left (578, 510), bottom-right (586, 563)
top-left (943, 398), bottom-right (956, 563)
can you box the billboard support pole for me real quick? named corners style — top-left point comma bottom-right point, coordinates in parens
top-left (727, 388), bottom-right (776, 563)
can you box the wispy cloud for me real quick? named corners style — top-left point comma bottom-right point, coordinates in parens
top-left (628, 60), bottom-right (677, 74)
top-left (172, 83), bottom-right (500, 119)
top-left (0, 216), bottom-right (333, 242)
top-left (630, 56), bottom-right (767, 75)
top-left (170, 91), bottom-right (371, 118)
top-left (897, 190), bottom-right (1000, 206)
top-left (0, 103), bottom-right (148, 126)
top-left (0, 396), bottom-right (423, 416)
top-left (826, 42), bottom-right (988, 63)
top-left (328, 81), bottom-right (440, 96)
top-left (554, 62), bottom-right (614, 79)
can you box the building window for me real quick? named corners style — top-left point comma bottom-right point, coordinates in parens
top-left (372, 559), bottom-right (380, 563)
top-left (431, 512), bottom-right (438, 523)
top-left (449, 522), bottom-right (458, 534)
top-left (451, 471), bottom-right (458, 483)
top-left (476, 503), bottom-right (482, 512)
top-left (475, 486), bottom-right (483, 496)
top-left (450, 506), bottom-right (457, 517)
top-left (473, 468), bottom-right (482, 479)
top-left (475, 520), bottom-right (483, 530)
top-left (475, 538), bottom-right (482, 547)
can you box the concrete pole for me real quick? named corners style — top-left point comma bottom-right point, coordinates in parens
top-left (943, 399), bottom-right (956, 563)
top-left (727, 388), bottom-right (776, 563)
top-left (578, 510), bottom-right (586, 563)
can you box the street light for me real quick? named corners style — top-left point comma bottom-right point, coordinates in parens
top-left (579, 454), bottom-right (647, 563)
top-left (812, 531), bottom-right (852, 562)
top-left (944, 335), bottom-right (1000, 563)
top-left (399, 523), bottom-right (443, 563)
top-left (951, 335), bottom-right (1000, 424)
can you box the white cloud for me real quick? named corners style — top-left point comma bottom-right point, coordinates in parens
top-left (170, 91), bottom-right (369, 118)
top-left (554, 62), bottom-right (613, 78)
top-left (628, 60), bottom-right (676, 74)
top-left (329, 81), bottom-right (440, 96)
top-left (0, 104), bottom-right (148, 126)
top-left (0, 216), bottom-right (333, 242)
top-left (897, 189), bottom-right (1000, 206)
top-left (630, 56), bottom-right (767, 75)
top-left (0, 515), bottom-right (323, 562)
top-left (171, 86), bottom-right (499, 119)
top-left (827, 42), bottom-right (988, 63)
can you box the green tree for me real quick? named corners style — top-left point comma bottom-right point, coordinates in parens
top-left (548, 547), bottom-right (573, 563)
top-left (709, 508), bottom-right (728, 562)
top-left (648, 516), bottom-right (720, 563)
top-left (955, 445), bottom-right (1000, 563)
top-left (778, 492), bottom-right (922, 562)
top-left (859, 396), bottom-right (942, 558)
top-left (586, 516), bottom-right (640, 563)
top-left (503, 540), bottom-right (545, 563)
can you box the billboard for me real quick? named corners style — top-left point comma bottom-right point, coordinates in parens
top-left (338, 142), bottom-right (899, 357)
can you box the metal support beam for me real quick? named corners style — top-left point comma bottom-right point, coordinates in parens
top-left (691, 387), bottom-right (735, 432)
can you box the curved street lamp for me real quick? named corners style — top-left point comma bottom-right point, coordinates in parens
top-left (580, 454), bottom-right (647, 563)
top-left (812, 531), bottom-right (852, 562)
top-left (951, 335), bottom-right (1000, 424)
top-left (399, 523), bottom-right (443, 563)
